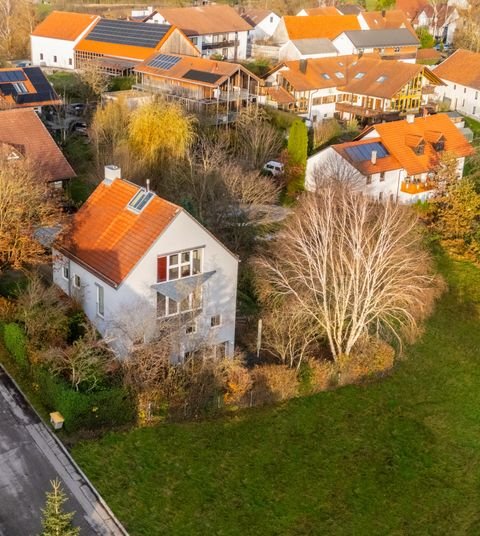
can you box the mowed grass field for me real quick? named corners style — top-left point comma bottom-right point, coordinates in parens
top-left (73, 255), bottom-right (480, 535)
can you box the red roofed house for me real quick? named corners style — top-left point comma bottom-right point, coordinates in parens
top-left (53, 166), bottom-right (238, 359)
top-left (0, 108), bottom-right (75, 186)
top-left (31, 11), bottom-right (100, 69)
top-left (305, 113), bottom-right (474, 203)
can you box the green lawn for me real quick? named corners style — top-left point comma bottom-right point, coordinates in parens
top-left (73, 255), bottom-right (480, 535)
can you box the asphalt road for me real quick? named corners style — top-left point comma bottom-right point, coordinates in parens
top-left (0, 368), bottom-right (123, 535)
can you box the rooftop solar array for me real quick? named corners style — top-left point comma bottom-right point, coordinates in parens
top-left (183, 70), bottom-right (222, 84)
top-left (0, 70), bottom-right (27, 83)
top-left (148, 54), bottom-right (181, 70)
top-left (344, 142), bottom-right (389, 162)
top-left (85, 19), bottom-right (171, 49)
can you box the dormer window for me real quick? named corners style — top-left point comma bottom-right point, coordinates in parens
top-left (128, 189), bottom-right (154, 212)
top-left (414, 141), bottom-right (425, 156)
top-left (376, 75), bottom-right (387, 83)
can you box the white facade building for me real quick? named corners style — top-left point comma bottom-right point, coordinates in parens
top-left (241, 9), bottom-right (280, 41)
top-left (31, 11), bottom-right (100, 70)
top-left (53, 167), bottom-right (238, 360)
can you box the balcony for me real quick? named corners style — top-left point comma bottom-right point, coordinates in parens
top-left (400, 179), bottom-right (436, 195)
top-left (335, 102), bottom-right (392, 118)
top-left (202, 39), bottom-right (239, 51)
top-left (422, 85), bottom-right (437, 95)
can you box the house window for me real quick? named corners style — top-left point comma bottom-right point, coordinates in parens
top-left (354, 72), bottom-right (365, 79)
top-left (214, 342), bottom-right (227, 358)
top-left (414, 142), bottom-right (425, 156)
top-left (96, 284), bottom-right (104, 318)
top-left (160, 249), bottom-right (202, 282)
top-left (366, 175), bottom-right (372, 185)
top-left (454, 84), bottom-right (456, 90)
top-left (69, 58), bottom-right (72, 66)
top-left (433, 139), bottom-right (445, 152)
top-left (380, 172), bottom-right (385, 182)
top-left (62, 266), bottom-right (69, 280)
top-left (462, 99), bottom-right (465, 107)
top-left (474, 106), bottom-right (477, 115)
top-left (73, 274), bottom-right (81, 288)
top-left (185, 321), bottom-right (197, 334)
top-left (157, 287), bottom-right (202, 319)
top-left (270, 15), bottom-right (274, 23)
top-left (394, 47), bottom-right (400, 52)
top-left (40, 53), bottom-right (44, 60)
top-left (53, 55), bottom-right (57, 63)
top-left (475, 92), bottom-right (478, 100)
top-left (464, 87), bottom-right (467, 93)
top-left (379, 192), bottom-right (384, 202)
top-left (211, 314), bottom-right (222, 327)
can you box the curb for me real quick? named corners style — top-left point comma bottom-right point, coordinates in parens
top-left (0, 362), bottom-right (129, 536)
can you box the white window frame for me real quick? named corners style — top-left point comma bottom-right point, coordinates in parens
top-left (166, 248), bottom-right (202, 282)
top-left (73, 274), bottom-right (81, 288)
top-left (96, 284), bottom-right (104, 318)
top-left (210, 314), bottom-right (222, 328)
top-left (157, 287), bottom-right (202, 319)
top-left (62, 266), bottom-right (69, 280)
top-left (185, 320), bottom-right (197, 334)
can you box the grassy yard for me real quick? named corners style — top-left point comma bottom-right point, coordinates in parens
top-left (73, 255), bottom-right (480, 535)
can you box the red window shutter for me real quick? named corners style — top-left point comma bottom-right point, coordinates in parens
top-left (157, 256), bottom-right (167, 282)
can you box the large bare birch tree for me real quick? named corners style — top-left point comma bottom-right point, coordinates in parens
top-left (258, 185), bottom-right (436, 361)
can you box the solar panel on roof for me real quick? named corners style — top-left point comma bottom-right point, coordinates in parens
top-left (344, 142), bottom-right (389, 162)
top-left (0, 70), bottom-right (26, 83)
top-left (183, 70), bottom-right (222, 84)
top-left (148, 54), bottom-right (181, 70)
top-left (85, 19), bottom-right (170, 49)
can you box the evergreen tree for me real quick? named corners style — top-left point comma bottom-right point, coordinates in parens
top-left (41, 479), bottom-right (80, 536)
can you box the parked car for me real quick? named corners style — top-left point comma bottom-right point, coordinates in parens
top-left (70, 121), bottom-right (88, 136)
top-left (68, 103), bottom-right (86, 116)
top-left (262, 161), bottom-right (284, 176)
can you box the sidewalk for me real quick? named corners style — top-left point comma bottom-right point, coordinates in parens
top-left (0, 366), bottom-right (128, 535)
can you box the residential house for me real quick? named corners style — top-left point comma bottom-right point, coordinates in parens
top-left (0, 67), bottom-right (61, 111)
top-left (358, 9), bottom-right (416, 32)
top-left (262, 55), bottom-right (442, 123)
top-left (74, 19), bottom-right (199, 76)
top-left (53, 168), bottom-right (238, 359)
top-left (240, 9), bottom-right (280, 41)
top-left (31, 11), bottom-right (100, 70)
top-left (0, 108), bottom-right (75, 187)
top-left (278, 38), bottom-right (338, 61)
top-left (305, 113), bottom-right (474, 203)
top-left (332, 28), bottom-right (420, 63)
top-left (337, 4), bottom-right (364, 15)
top-left (145, 5), bottom-right (252, 60)
top-left (433, 49), bottom-right (480, 120)
top-left (297, 7), bottom-right (341, 16)
top-left (134, 52), bottom-right (260, 123)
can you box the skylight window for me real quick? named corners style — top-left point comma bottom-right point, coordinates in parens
top-left (335, 72), bottom-right (344, 78)
top-left (321, 73), bottom-right (331, 80)
top-left (354, 72), bottom-right (365, 79)
top-left (376, 75), bottom-right (388, 83)
top-left (128, 189), bottom-right (154, 212)
top-left (13, 82), bottom-right (27, 94)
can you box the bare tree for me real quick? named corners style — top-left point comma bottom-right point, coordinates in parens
top-left (309, 154), bottom-right (365, 191)
top-left (257, 185), bottom-right (436, 361)
top-left (77, 60), bottom-right (110, 101)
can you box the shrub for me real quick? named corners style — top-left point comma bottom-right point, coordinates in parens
top-left (0, 296), bottom-right (16, 323)
top-left (309, 359), bottom-right (338, 392)
top-left (3, 322), bottom-right (28, 370)
top-left (217, 357), bottom-right (252, 407)
top-left (313, 118), bottom-right (341, 148)
top-left (250, 364), bottom-right (299, 406)
top-left (338, 338), bottom-right (395, 386)
top-left (33, 367), bottom-right (135, 433)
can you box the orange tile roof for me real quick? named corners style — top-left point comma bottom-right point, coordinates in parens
top-left (395, 0), bottom-right (427, 20)
top-left (365, 113), bottom-right (474, 175)
top-left (302, 7), bottom-right (340, 15)
top-left (433, 49), bottom-right (480, 91)
top-left (361, 9), bottom-right (416, 34)
top-left (152, 5), bottom-right (252, 35)
top-left (334, 137), bottom-right (402, 174)
top-left (31, 11), bottom-right (99, 41)
top-left (283, 15), bottom-right (360, 40)
top-left (136, 53), bottom-right (260, 87)
top-left (416, 47), bottom-right (442, 61)
top-left (0, 108), bottom-right (75, 182)
top-left (265, 86), bottom-right (295, 104)
top-left (56, 179), bottom-right (180, 286)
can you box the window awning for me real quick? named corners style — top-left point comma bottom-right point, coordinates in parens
top-left (151, 271), bottom-right (215, 302)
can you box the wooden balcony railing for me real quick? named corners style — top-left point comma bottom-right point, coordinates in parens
top-left (400, 180), bottom-right (436, 195)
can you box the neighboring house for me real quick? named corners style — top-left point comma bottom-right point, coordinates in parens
top-left (305, 113), bottom-right (474, 203)
top-left (333, 28), bottom-right (420, 63)
top-left (297, 6), bottom-right (340, 16)
top-left (262, 55), bottom-right (442, 123)
top-left (414, 4), bottom-right (460, 43)
top-left (53, 168), bottom-right (238, 360)
top-left (358, 9), bottom-right (416, 32)
top-left (337, 4), bottom-right (365, 15)
top-left (0, 108), bottom-right (75, 187)
top-left (0, 67), bottom-right (61, 111)
top-left (75, 19), bottom-right (199, 75)
top-left (433, 49), bottom-right (480, 120)
top-left (240, 9), bottom-right (280, 41)
top-left (145, 5), bottom-right (252, 60)
top-left (278, 38), bottom-right (338, 61)
top-left (31, 11), bottom-right (100, 70)
top-left (272, 15), bottom-right (361, 44)
top-left (134, 52), bottom-right (260, 123)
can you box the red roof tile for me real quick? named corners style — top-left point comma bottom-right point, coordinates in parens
top-left (56, 179), bottom-right (180, 286)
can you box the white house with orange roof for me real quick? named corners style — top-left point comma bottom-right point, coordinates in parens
top-left (53, 166), bottom-right (238, 360)
top-left (31, 11), bottom-right (100, 70)
top-left (305, 113), bottom-right (474, 203)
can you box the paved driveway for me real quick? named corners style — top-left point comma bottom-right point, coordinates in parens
top-left (0, 367), bottom-right (126, 536)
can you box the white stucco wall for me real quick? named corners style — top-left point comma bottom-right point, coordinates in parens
top-left (53, 208), bottom-right (238, 360)
top-left (332, 34), bottom-right (355, 55)
top-left (251, 13), bottom-right (280, 40)
top-left (31, 36), bottom-right (76, 69)
top-left (278, 41), bottom-right (338, 61)
top-left (434, 79), bottom-right (480, 119)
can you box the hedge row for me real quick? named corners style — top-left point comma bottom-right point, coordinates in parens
top-left (1, 322), bottom-right (135, 433)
